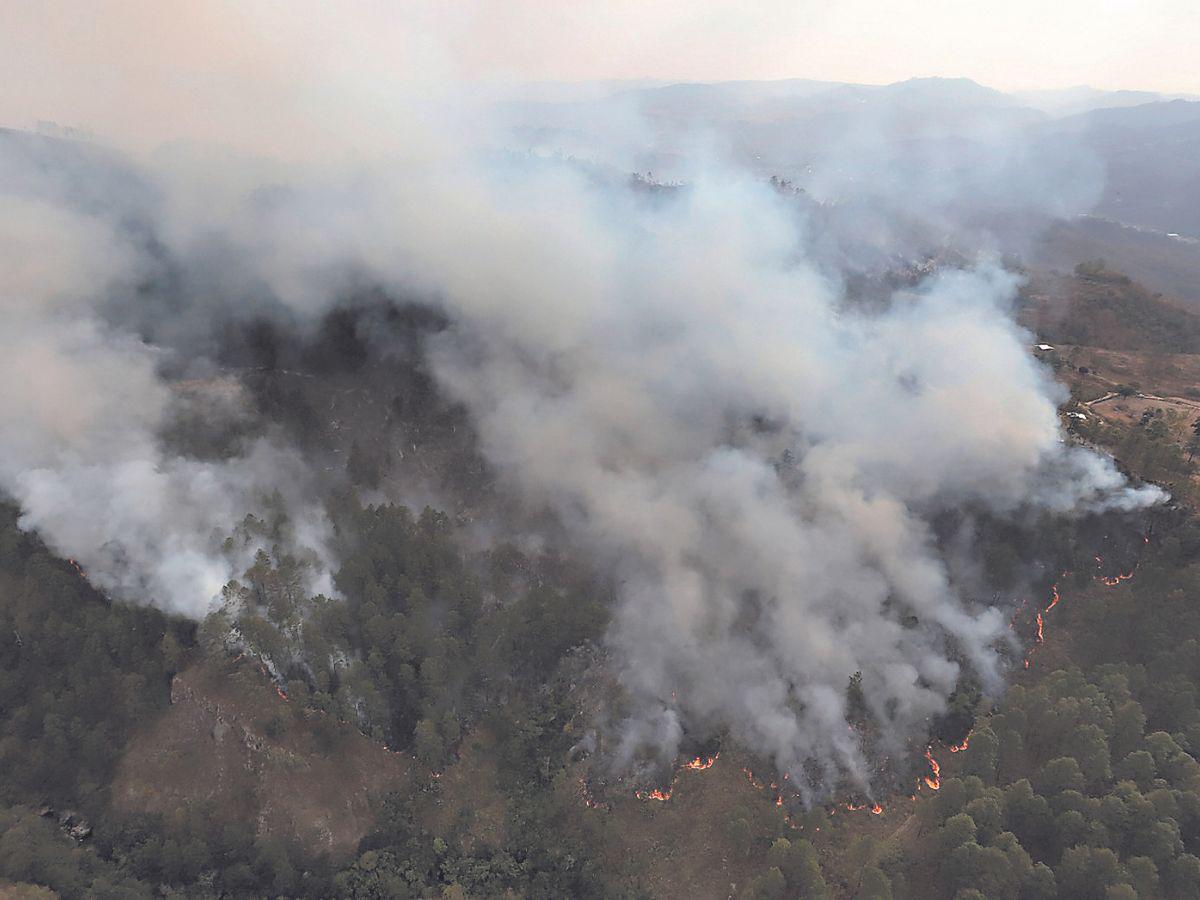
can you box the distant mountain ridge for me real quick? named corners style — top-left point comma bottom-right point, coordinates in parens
top-left (498, 76), bottom-right (1200, 239)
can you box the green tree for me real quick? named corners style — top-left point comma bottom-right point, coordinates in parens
top-left (963, 726), bottom-right (1000, 783)
top-left (767, 837), bottom-right (829, 899)
top-left (1056, 846), bottom-right (1124, 899)
top-left (1125, 856), bottom-right (1160, 898)
top-left (1003, 780), bottom-right (1054, 849)
top-left (963, 796), bottom-right (1005, 844)
top-left (1074, 724), bottom-right (1114, 786)
top-left (1165, 853), bottom-right (1200, 897)
top-left (941, 842), bottom-right (1015, 899)
top-left (1035, 757), bottom-right (1085, 796)
top-left (857, 866), bottom-right (892, 900)
top-left (935, 814), bottom-right (977, 856)
top-left (1023, 862), bottom-right (1057, 900)
top-left (413, 718), bottom-right (445, 768)
top-left (1117, 750), bottom-right (1157, 789)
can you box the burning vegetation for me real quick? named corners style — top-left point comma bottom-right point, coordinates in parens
top-left (634, 754), bottom-right (721, 802)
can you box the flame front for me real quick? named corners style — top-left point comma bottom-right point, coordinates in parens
top-left (636, 788), bottom-right (671, 801)
top-left (923, 747), bottom-right (941, 790)
top-left (1025, 578), bottom-right (1064, 669)
top-left (1046, 583), bottom-right (1060, 611)
top-left (633, 752), bottom-right (719, 802)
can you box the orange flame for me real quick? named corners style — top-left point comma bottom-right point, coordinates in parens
top-left (1046, 583), bottom-right (1060, 612)
top-left (870, 803), bottom-right (884, 815)
top-left (634, 752), bottom-right (719, 802)
top-left (949, 735), bottom-right (970, 753)
top-left (1035, 612), bottom-right (1044, 643)
top-left (923, 747), bottom-right (941, 790)
top-left (1098, 569), bottom-right (1135, 586)
top-left (275, 685), bottom-right (289, 702)
top-left (636, 788), bottom-right (671, 801)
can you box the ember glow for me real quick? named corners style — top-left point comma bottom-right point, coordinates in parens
top-left (635, 788), bottom-right (671, 802)
top-left (1098, 568), bottom-right (1135, 586)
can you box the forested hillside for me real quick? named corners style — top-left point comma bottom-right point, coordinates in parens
top-left (3, 25), bottom-right (1200, 895)
top-left (802, 528), bottom-right (1200, 899)
top-left (6, 257), bottom-right (1200, 896)
top-left (1021, 262), bottom-right (1200, 354)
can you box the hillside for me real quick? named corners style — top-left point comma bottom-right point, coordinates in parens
top-left (5, 264), bottom-right (1200, 897)
top-left (111, 659), bottom-right (416, 859)
top-left (1032, 217), bottom-right (1200, 309)
top-left (6, 21), bottom-right (1200, 895)
top-left (1020, 263), bottom-right (1200, 354)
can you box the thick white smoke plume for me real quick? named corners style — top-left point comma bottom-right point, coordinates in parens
top-left (0, 3), bottom-right (1164, 795)
top-left (0, 148), bottom-right (336, 616)
top-left (409, 166), bottom-right (1162, 794)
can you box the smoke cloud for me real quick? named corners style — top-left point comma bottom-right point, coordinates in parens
top-left (0, 4), bottom-right (1164, 795)
top-left (0, 136), bottom-right (336, 616)
top-left (413, 168), bottom-right (1161, 794)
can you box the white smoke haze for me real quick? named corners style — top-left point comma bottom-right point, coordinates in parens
top-left (0, 153), bottom-right (337, 616)
top-left (414, 175), bottom-right (1162, 793)
top-left (0, 3), bottom-right (1166, 796)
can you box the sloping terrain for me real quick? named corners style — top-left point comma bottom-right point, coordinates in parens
top-left (111, 658), bottom-right (416, 860)
top-left (1033, 216), bottom-right (1200, 308)
top-left (1020, 265), bottom-right (1200, 354)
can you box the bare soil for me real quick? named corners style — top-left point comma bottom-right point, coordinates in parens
top-left (111, 658), bottom-right (415, 860)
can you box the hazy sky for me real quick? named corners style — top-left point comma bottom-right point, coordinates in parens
top-left (426, 0), bottom-right (1200, 92)
top-left (3, 0), bottom-right (1198, 148)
